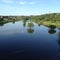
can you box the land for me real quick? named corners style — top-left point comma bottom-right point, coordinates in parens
top-left (0, 13), bottom-right (60, 29)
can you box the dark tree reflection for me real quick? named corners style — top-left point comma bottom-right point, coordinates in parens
top-left (22, 19), bottom-right (28, 27)
top-left (38, 24), bottom-right (40, 27)
top-left (48, 29), bottom-right (56, 34)
top-left (23, 20), bottom-right (26, 27)
top-left (27, 29), bottom-right (34, 33)
top-left (48, 25), bottom-right (56, 34)
top-left (12, 20), bottom-right (15, 24)
top-left (0, 23), bottom-right (4, 26)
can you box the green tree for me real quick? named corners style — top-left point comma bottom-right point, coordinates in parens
top-left (27, 22), bottom-right (34, 33)
top-left (48, 25), bottom-right (56, 34)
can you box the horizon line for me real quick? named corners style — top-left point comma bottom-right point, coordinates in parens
top-left (0, 12), bottom-right (60, 16)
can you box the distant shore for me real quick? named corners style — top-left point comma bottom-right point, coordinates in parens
top-left (0, 13), bottom-right (60, 29)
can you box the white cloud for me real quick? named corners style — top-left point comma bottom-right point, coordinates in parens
top-left (29, 2), bottom-right (36, 5)
top-left (1, 0), bottom-right (36, 5)
top-left (2, 0), bottom-right (14, 3)
top-left (19, 1), bottom-right (27, 5)
top-left (18, 1), bottom-right (36, 5)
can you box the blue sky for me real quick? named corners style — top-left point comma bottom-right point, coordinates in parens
top-left (0, 0), bottom-right (60, 16)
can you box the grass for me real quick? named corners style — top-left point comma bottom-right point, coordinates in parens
top-left (42, 21), bottom-right (60, 29)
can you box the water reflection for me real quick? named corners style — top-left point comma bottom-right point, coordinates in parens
top-left (0, 23), bottom-right (4, 26)
top-left (36, 20), bottom-right (41, 27)
top-left (22, 20), bottom-right (27, 27)
top-left (12, 21), bottom-right (15, 24)
top-left (38, 24), bottom-right (40, 27)
top-left (27, 29), bottom-right (34, 33)
top-left (48, 29), bottom-right (56, 34)
top-left (48, 25), bottom-right (56, 34)
top-left (27, 22), bottom-right (34, 33)
top-left (0, 20), bottom-right (60, 60)
top-left (57, 29), bottom-right (60, 52)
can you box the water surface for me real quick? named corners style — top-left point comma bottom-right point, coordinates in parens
top-left (0, 20), bottom-right (60, 60)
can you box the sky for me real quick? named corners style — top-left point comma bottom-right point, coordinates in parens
top-left (0, 0), bottom-right (60, 16)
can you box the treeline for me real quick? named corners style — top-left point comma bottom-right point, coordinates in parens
top-left (30, 13), bottom-right (60, 22)
top-left (0, 13), bottom-right (60, 22)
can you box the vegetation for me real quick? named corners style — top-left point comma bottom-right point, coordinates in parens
top-left (27, 23), bottom-right (34, 33)
top-left (29, 13), bottom-right (60, 29)
top-left (0, 13), bottom-right (60, 28)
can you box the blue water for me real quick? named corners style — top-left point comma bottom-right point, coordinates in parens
top-left (0, 21), bottom-right (60, 60)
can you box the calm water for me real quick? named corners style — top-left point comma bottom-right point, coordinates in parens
top-left (0, 20), bottom-right (60, 60)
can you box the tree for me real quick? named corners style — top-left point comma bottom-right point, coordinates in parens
top-left (48, 25), bottom-right (56, 34)
top-left (27, 22), bottom-right (34, 34)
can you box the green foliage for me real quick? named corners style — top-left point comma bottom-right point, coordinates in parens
top-left (48, 25), bottom-right (56, 29)
top-left (0, 13), bottom-right (60, 28)
top-left (27, 22), bottom-right (34, 33)
top-left (30, 13), bottom-right (60, 22)
top-left (27, 23), bottom-right (34, 28)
